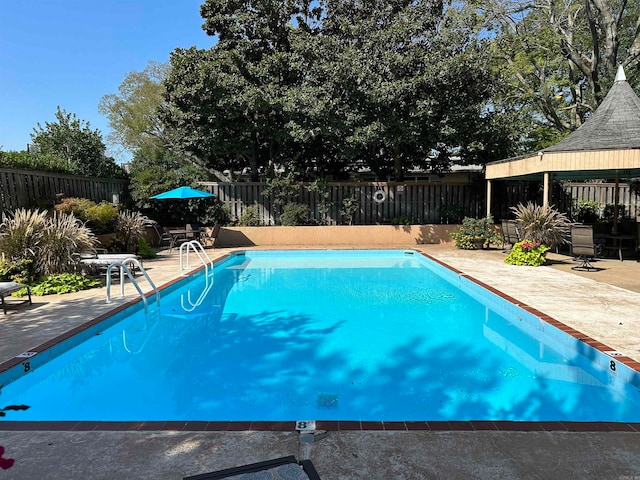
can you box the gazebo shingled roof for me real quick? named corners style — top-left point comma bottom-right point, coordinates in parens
top-left (545, 67), bottom-right (640, 152)
top-left (485, 65), bottom-right (640, 214)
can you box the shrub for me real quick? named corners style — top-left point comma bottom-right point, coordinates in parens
top-left (573, 200), bottom-right (600, 223)
top-left (340, 196), bottom-right (360, 225)
top-left (0, 258), bottom-right (35, 284)
top-left (86, 202), bottom-right (119, 233)
top-left (113, 210), bottom-right (146, 252)
top-left (504, 240), bottom-right (550, 266)
top-left (511, 202), bottom-right (571, 249)
top-left (239, 205), bottom-right (261, 226)
top-left (280, 202), bottom-right (309, 226)
top-left (0, 208), bottom-right (47, 260)
top-left (449, 216), bottom-right (500, 249)
top-left (37, 212), bottom-right (99, 275)
top-left (391, 215), bottom-right (412, 226)
top-left (439, 204), bottom-right (466, 224)
top-left (55, 198), bottom-right (119, 234)
top-left (0, 208), bottom-right (99, 278)
top-left (136, 237), bottom-right (157, 259)
top-left (602, 204), bottom-right (627, 223)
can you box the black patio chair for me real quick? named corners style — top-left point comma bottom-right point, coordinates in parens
top-left (570, 224), bottom-right (597, 271)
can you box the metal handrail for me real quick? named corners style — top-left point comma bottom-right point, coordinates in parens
top-left (179, 240), bottom-right (213, 273)
top-left (180, 270), bottom-right (215, 312)
top-left (105, 258), bottom-right (160, 310)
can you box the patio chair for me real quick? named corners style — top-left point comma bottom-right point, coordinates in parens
top-left (183, 456), bottom-right (321, 480)
top-left (0, 281), bottom-right (32, 314)
top-left (501, 219), bottom-right (520, 253)
top-left (570, 224), bottom-right (597, 271)
top-left (199, 224), bottom-right (221, 248)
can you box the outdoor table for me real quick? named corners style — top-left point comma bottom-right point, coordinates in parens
top-left (595, 233), bottom-right (636, 261)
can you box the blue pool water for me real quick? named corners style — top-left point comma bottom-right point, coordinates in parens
top-left (2, 249), bottom-right (640, 422)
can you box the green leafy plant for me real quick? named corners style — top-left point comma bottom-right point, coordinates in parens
top-left (439, 204), bottom-right (466, 224)
top-left (55, 198), bottom-right (119, 234)
top-left (504, 240), bottom-right (550, 266)
top-left (0, 258), bottom-right (34, 284)
top-left (390, 215), bottom-right (412, 225)
top-left (262, 172), bottom-right (300, 218)
top-left (449, 216), bottom-right (500, 249)
top-left (136, 237), bottom-right (157, 259)
top-left (340, 196), bottom-right (360, 225)
top-left (306, 179), bottom-right (333, 225)
top-left (602, 204), bottom-right (628, 223)
top-left (15, 273), bottom-right (101, 296)
top-left (511, 202), bottom-right (571, 249)
top-left (573, 200), bottom-right (600, 223)
top-left (239, 204), bottom-right (261, 226)
top-left (279, 202), bottom-right (309, 226)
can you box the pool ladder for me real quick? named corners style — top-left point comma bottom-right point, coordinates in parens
top-left (179, 240), bottom-right (213, 275)
top-left (105, 258), bottom-right (160, 310)
top-left (178, 240), bottom-right (215, 311)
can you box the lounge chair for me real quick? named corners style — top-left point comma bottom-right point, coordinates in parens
top-left (0, 281), bottom-right (32, 314)
top-left (570, 224), bottom-right (597, 271)
top-left (183, 456), bottom-right (321, 480)
top-left (501, 219), bottom-right (520, 252)
top-left (76, 250), bottom-right (142, 275)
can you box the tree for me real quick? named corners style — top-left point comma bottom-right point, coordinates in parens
top-left (161, 0), bottom-right (320, 181)
top-left (294, 0), bottom-right (512, 179)
top-left (484, 0), bottom-right (640, 144)
top-left (31, 107), bottom-right (125, 178)
top-left (161, 0), bottom-right (510, 181)
top-left (98, 61), bottom-right (173, 157)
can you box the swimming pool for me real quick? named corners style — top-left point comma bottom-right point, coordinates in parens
top-left (1, 249), bottom-right (640, 424)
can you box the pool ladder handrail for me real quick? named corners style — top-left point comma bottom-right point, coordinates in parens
top-left (180, 269), bottom-right (215, 312)
top-left (105, 258), bottom-right (160, 310)
top-left (179, 240), bottom-right (213, 274)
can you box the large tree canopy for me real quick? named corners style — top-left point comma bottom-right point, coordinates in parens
top-left (98, 61), bottom-right (173, 157)
top-left (31, 107), bottom-right (125, 179)
top-left (484, 0), bottom-right (640, 148)
top-left (160, 0), bottom-right (512, 181)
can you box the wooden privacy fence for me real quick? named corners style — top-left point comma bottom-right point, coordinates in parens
top-left (201, 180), bottom-right (640, 225)
top-left (0, 168), bottom-right (129, 212)
top-left (562, 182), bottom-right (639, 218)
top-left (200, 181), bottom-right (485, 225)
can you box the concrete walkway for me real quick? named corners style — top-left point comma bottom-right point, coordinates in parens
top-left (1, 245), bottom-right (640, 480)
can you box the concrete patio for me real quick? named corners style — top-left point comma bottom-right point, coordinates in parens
top-left (1, 244), bottom-right (640, 479)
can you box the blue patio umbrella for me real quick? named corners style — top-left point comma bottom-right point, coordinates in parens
top-left (150, 186), bottom-right (215, 200)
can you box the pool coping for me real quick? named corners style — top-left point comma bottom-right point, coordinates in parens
top-left (1, 249), bottom-right (640, 433)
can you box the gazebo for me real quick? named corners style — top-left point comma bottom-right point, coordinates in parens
top-left (485, 65), bottom-right (640, 227)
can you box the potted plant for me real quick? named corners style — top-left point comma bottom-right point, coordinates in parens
top-left (504, 240), bottom-right (550, 266)
top-left (449, 216), bottom-right (501, 250)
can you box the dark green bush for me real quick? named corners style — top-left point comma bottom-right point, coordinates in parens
top-left (449, 216), bottom-right (500, 249)
top-left (280, 202), bottom-right (309, 226)
top-left (239, 205), bottom-right (261, 226)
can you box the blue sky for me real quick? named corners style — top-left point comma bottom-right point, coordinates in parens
top-left (0, 0), bottom-right (214, 161)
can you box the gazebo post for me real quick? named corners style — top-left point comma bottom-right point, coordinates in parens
top-left (613, 170), bottom-right (620, 234)
top-left (543, 172), bottom-right (550, 209)
top-left (486, 179), bottom-right (492, 218)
